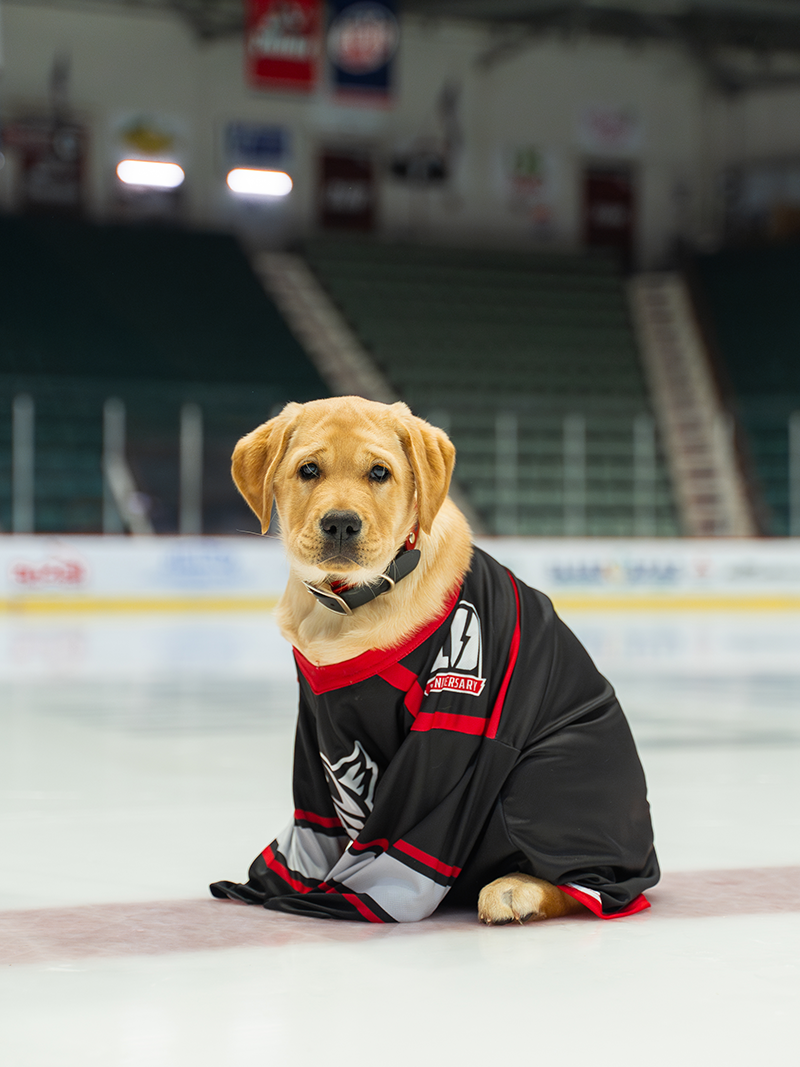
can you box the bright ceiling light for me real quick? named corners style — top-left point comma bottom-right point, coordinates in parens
top-left (116, 159), bottom-right (185, 189)
top-left (226, 168), bottom-right (293, 197)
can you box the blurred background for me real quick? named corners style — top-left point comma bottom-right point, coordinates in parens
top-left (1, 0), bottom-right (799, 551)
top-left (2, 11), bottom-right (800, 1063)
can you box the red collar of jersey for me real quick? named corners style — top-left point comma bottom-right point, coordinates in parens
top-left (294, 585), bottom-right (460, 695)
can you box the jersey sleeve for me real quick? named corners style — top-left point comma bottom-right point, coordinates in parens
top-left (262, 724), bottom-right (519, 922)
top-left (209, 691), bottom-right (349, 907)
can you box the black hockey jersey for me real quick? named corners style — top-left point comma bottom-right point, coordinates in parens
top-left (210, 547), bottom-right (659, 922)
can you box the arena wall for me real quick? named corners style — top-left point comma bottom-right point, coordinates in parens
top-left (4, 4), bottom-right (799, 265)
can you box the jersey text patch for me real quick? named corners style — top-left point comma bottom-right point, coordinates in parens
top-left (424, 600), bottom-right (486, 697)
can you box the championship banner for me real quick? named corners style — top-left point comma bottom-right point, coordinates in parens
top-left (245, 0), bottom-right (322, 92)
top-left (327, 0), bottom-right (399, 101)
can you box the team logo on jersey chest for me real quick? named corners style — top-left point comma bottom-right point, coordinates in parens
top-left (424, 600), bottom-right (486, 697)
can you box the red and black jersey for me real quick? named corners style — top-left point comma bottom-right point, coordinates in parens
top-left (210, 547), bottom-right (659, 922)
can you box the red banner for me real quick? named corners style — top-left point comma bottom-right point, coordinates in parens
top-left (245, 0), bottom-right (322, 92)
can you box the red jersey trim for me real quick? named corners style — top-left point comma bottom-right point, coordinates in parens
top-left (485, 570), bottom-right (522, 741)
top-left (294, 809), bottom-right (343, 830)
top-left (342, 893), bottom-right (386, 923)
top-left (294, 588), bottom-right (460, 695)
top-left (262, 844), bottom-right (313, 894)
top-left (404, 682), bottom-right (424, 718)
top-left (350, 837), bottom-right (389, 854)
top-left (395, 839), bottom-right (462, 879)
top-left (559, 884), bottom-right (651, 919)
top-left (378, 662), bottom-right (417, 691)
top-left (411, 710), bottom-right (487, 736)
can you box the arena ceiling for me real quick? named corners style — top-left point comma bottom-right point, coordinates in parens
top-left (21, 0), bottom-right (800, 90)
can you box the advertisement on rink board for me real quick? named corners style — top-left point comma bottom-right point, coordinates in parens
top-left (0, 537), bottom-right (289, 609)
top-left (3, 537), bottom-right (800, 612)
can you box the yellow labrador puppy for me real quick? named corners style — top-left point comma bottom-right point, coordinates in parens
top-left (210, 396), bottom-right (658, 925)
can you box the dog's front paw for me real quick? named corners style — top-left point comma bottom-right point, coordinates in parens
top-left (478, 873), bottom-right (579, 925)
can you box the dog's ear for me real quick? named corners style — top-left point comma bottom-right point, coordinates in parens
top-left (231, 404), bottom-right (301, 533)
top-left (394, 405), bottom-right (456, 534)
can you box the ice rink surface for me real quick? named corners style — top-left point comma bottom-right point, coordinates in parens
top-left (1, 603), bottom-right (799, 1066)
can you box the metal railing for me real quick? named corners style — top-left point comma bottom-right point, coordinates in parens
top-left (791, 412), bottom-right (800, 538)
top-left (8, 394), bottom-right (800, 536)
top-left (8, 395), bottom-right (205, 535)
top-left (473, 410), bottom-right (663, 536)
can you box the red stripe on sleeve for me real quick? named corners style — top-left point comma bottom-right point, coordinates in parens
top-left (294, 809), bottom-right (342, 829)
top-left (410, 710), bottom-right (486, 735)
top-left (395, 839), bottom-right (462, 879)
top-left (349, 837), bottom-right (389, 853)
top-left (262, 845), bottom-right (313, 894)
top-left (342, 893), bottom-right (386, 923)
top-left (559, 885), bottom-right (651, 919)
top-left (485, 570), bottom-right (522, 741)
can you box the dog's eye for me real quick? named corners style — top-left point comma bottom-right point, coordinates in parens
top-left (369, 464), bottom-right (391, 484)
top-left (299, 463), bottom-right (320, 480)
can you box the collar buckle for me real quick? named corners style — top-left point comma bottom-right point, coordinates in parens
top-left (301, 580), bottom-right (354, 616)
top-left (304, 547), bottom-right (421, 615)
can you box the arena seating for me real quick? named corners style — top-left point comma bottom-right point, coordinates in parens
top-left (303, 237), bottom-right (679, 535)
top-left (691, 246), bottom-right (800, 536)
top-left (0, 217), bottom-right (327, 534)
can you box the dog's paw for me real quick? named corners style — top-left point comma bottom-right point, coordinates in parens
top-left (477, 873), bottom-right (579, 925)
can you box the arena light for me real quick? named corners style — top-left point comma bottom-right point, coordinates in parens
top-left (226, 168), bottom-right (293, 197)
top-left (116, 159), bottom-right (185, 189)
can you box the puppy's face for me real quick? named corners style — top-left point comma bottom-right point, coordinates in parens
top-left (273, 401), bottom-right (417, 581)
top-left (232, 398), bottom-right (455, 584)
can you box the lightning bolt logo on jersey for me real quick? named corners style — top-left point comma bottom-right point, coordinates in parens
top-left (424, 600), bottom-right (486, 697)
top-left (320, 741), bottom-right (378, 839)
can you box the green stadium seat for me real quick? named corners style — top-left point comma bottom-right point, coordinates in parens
top-left (303, 236), bottom-right (679, 536)
top-left (692, 247), bottom-right (800, 536)
top-left (0, 217), bottom-right (329, 534)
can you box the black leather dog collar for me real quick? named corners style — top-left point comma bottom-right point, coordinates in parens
top-left (302, 548), bottom-right (421, 616)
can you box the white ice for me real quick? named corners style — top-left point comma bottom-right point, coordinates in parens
top-left (1, 605), bottom-right (799, 1066)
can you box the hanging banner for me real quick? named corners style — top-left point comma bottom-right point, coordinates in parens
top-left (319, 149), bottom-right (375, 230)
top-left (224, 123), bottom-right (289, 169)
top-left (327, 0), bottom-right (399, 102)
top-left (504, 144), bottom-right (560, 234)
top-left (245, 0), bottom-right (322, 92)
top-left (577, 105), bottom-right (643, 156)
top-left (4, 119), bottom-right (87, 217)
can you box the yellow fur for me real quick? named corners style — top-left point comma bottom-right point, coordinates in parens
top-left (478, 873), bottom-right (586, 925)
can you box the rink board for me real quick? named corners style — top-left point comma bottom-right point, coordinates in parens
top-left (2, 535), bottom-right (800, 613)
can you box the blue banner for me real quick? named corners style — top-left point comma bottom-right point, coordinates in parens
top-left (224, 123), bottom-right (289, 168)
top-left (327, 0), bottom-right (399, 100)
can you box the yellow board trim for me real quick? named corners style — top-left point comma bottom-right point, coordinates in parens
top-left (551, 595), bottom-right (800, 613)
top-left (0, 596), bottom-right (280, 615)
top-left (2, 594), bottom-right (800, 615)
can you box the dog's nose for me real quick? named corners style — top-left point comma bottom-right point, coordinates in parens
top-left (320, 510), bottom-right (362, 543)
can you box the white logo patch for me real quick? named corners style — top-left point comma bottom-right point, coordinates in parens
top-left (424, 600), bottom-right (486, 697)
top-left (320, 741), bottom-right (378, 839)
